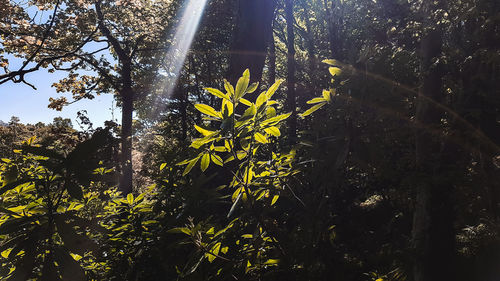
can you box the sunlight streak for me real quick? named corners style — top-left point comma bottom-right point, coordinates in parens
top-left (150, 0), bottom-right (208, 121)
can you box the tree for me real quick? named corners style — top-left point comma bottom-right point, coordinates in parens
top-left (227, 0), bottom-right (276, 86)
top-left (0, 0), bottom-right (178, 193)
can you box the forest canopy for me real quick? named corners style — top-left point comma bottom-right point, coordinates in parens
top-left (0, 0), bottom-right (499, 280)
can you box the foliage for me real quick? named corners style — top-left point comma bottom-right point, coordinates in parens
top-left (0, 131), bottom-right (115, 280)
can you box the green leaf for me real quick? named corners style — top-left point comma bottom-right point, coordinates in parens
top-left (263, 259), bottom-right (280, 265)
top-left (322, 90), bottom-right (332, 102)
top-left (328, 66), bottom-right (342, 77)
top-left (195, 104), bottom-right (220, 118)
top-left (306, 97), bottom-right (326, 104)
top-left (322, 59), bottom-right (339, 66)
top-left (271, 195), bottom-right (279, 205)
top-left (201, 154), bottom-right (210, 172)
top-left (211, 154), bottom-right (223, 166)
top-left (127, 193), bottom-right (134, 205)
top-left (194, 125), bottom-right (216, 137)
top-left (160, 163), bottom-right (167, 171)
top-left (256, 91), bottom-right (267, 107)
top-left (206, 242), bottom-right (221, 263)
top-left (239, 98), bottom-right (252, 106)
top-left (0, 179), bottom-right (33, 196)
top-left (246, 82), bottom-right (259, 93)
top-left (266, 79), bottom-right (283, 99)
top-left (224, 79), bottom-right (234, 97)
top-left (167, 227), bottom-right (191, 235)
top-left (205, 87), bottom-right (229, 100)
top-left (261, 113), bottom-right (291, 125)
top-left (235, 69), bottom-right (250, 100)
top-left (254, 132), bottom-right (268, 144)
top-left (301, 102), bottom-right (326, 117)
top-left (183, 158), bottom-right (199, 176)
top-left (206, 227), bottom-right (214, 235)
top-left (264, 127), bottom-right (281, 137)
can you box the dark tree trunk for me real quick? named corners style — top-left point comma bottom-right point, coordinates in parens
top-left (285, 0), bottom-right (296, 143)
top-left (119, 61), bottom-right (134, 194)
top-left (323, 0), bottom-right (341, 59)
top-left (268, 27), bottom-right (276, 86)
top-left (228, 0), bottom-right (276, 87)
top-left (412, 1), bottom-right (455, 280)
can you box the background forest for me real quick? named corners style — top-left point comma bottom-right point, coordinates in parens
top-left (0, 0), bottom-right (499, 280)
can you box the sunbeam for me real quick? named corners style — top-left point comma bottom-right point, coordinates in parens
top-left (149, 0), bottom-right (209, 122)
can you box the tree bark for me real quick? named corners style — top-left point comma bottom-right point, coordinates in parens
top-left (285, 0), bottom-right (296, 143)
top-left (412, 1), bottom-right (455, 280)
top-left (228, 0), bottom-right (276, 87)
top-left (267, 26), bottom-right (276, 86)
top-left (118, 60), bottom-right (134, 194)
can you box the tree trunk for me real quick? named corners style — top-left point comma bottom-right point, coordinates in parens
top-left (267, 27), bottom-right (276, 86)
top-left (285, 0), bottom-right (296, 143)
top-left (228, 0), bottom-right (276, 87)
top-left (119, 61), bottom-right (134, 194)
top-left (412, 1), bottom-right (455, 280)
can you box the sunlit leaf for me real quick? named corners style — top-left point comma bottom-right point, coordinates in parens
top-left (235, 69), bottom-right (250, 100)
top-left (247, 82), bottom-right (259, 93)
top-left (271, 195), bottom-right (279, 205)
top-left (127, 193), bottom-right (134, 205)
top-left (194, 125), bottom-right (216, 137)
top-left (254, 132), bottom-right (268, 144)
top-left (266, 79), bottom-right (283, 99)
top-left (301, 102), bottom-right (326, 117)
top-left (329, 66), bottom-right (342, 77)
top-left (205, 87), bottom-right (229, 100)
top-left (322, 59), bottom-right (340, 66)
top-left (264, 126), bottom-right (281, 137)
top-left (195, 104), bottom-right (220, 118)
top-left (211, 154), bottom-right (223, 166)
top-left (159, 163), bottom-right (167, 171)
top-left (322, 90), bottom-right (331, 102)
top-left (201, 154), bottom-right (210, 172)
top-left (183, 158), bottom-right (199, 176)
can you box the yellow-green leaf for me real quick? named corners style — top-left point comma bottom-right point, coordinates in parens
top-left (322, 90), bottom-right (331, 102)
top-left (322, 59), bottom-right (339, 66)
top-left (254, 132), bottom-right (268, 144)
top-left (211, 154), bottom-right (223, 166)
top-left (224, 79), bottom-right (234, 97)
top-left (201, 154), bottom-right (210, 172)
top-left (1, 249), bottom-right (11, 258)
top-left (239, 98), bottom-right (252, 106)
top-left (183, 158), bottom-right (199, 176)
top-left (235, 69), bottom-right (250, 100)
top-left (160, 163), bottom-right (167, 171)
top-left (329, 67), bottom-right (342, 77)
top-left (127, 194), bottom-right (134, 205)
top-left (306, 97), bottom-right (326, 104)
top-left (271, 195), bottom-right (279, 205)
top-left (205, 87), bottom-right (229, 100)
top-left (247, 82), bottom-right (259, 93)
top-left (264, 127), bottom-right (281, 137)
top-left (263, 259), bottom-right (280, 265)
top-left (301, 102), bottom-right (326, 117)
top-left (221, 246), bottom-right (228, 254)
top-left (194, 125), bottom-right (216, 137)
top-left (256, 91), bottom-right (267, 107)
top-left (195, 104), bottom-right (220, 118)
top-left (266, 79), bottom-right (283, 99)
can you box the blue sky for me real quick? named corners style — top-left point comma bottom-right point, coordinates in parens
top-left (0, 58), bottom-right (117, 128)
